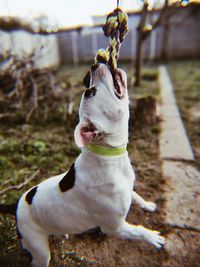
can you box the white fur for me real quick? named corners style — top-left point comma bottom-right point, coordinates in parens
top-left (16, 64), bottom-right (165, 267)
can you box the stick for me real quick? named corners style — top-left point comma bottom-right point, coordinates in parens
top-left (0, 177), bottom-right (14, 187)
top-left (26, 77), bottom-right (39, 122)
top-left (0, 169), bottom-right (40, 195)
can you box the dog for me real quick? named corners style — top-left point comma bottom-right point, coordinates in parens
top-left (0, 63), bottom-right (165, 267)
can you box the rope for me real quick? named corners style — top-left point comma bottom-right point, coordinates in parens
top-left (95, 7), bottom-right (128, 73)
top-left (94, 5), bottom-right (128, 98)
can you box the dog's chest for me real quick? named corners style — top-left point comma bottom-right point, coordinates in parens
top-left (87, 180), bottom-right (131, 213)
top-left (76, 153), bottom-right (134, 223)
top-left (81, 178), bottom-right (132, 232)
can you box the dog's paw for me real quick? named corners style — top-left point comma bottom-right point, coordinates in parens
top-left (145, 230), bottom-right (165, 249)
top-left (142, 201), bottom-right (157, 212)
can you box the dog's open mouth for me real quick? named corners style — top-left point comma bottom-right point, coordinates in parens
top-left (81, 122), bottom-right (97, 138)
top-left (75, 120), bottom-right (102, 147)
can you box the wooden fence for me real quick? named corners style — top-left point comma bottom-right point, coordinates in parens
top-left (57, 4), bottom-right (200, 64)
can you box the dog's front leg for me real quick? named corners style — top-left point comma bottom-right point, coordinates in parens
top-left (115, 221), bottom-right (165, 249)
top-left (132, 191), bottom-right (156, 212)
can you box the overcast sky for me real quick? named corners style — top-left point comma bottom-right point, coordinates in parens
top-left (0, 0), bottom-right (159, 28)
top-left (0, 0), bottom-right (196, 28)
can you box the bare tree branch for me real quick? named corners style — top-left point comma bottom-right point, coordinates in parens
top-left (26, 77), bottom-right (39, 122)
top-left (134, 0), bottom-right (180, 86)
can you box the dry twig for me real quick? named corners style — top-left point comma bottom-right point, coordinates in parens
top-left (0, 169), bottom-right (40, 195)
top-left (0, 49), bottom-right (70, 121)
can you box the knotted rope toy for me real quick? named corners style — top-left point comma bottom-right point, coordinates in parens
top-left (95, 7), bottom-right (128, 98)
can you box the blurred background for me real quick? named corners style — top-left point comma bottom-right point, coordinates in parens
top-left (0, 1), bottom-right (200, 266)
top-left (0, 0), bottom-right (199, 122)
top-left (0, 0), bottom-right (199, 68)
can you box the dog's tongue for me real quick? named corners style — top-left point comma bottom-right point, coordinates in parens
top-left (74, 123), bottom-right (94, 148)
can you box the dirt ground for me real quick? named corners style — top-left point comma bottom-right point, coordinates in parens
top-left (1, 63), bottom-right (168, 266)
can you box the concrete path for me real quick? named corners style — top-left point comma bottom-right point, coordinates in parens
top-left (158, 66), bottom-right (200, 267)
top-left (159, 66), bottom-right (194, 161)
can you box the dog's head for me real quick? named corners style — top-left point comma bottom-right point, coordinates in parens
top-left (74, 63), bottom-right (129, 148)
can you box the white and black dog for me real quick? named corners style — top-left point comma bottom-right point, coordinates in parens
top-left (0, 63), bottom-right (165, 267)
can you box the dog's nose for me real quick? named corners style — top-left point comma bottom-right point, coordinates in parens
top-left (84, 87), bottom-right (97, 98)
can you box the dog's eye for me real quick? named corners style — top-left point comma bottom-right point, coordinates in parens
top-left (84, 87), bottom-right (97, 98)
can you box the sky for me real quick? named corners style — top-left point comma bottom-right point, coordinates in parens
top-left (0, 0), bottom-right (156, 28)
top-left (0, 0), bottom-right (197, 29)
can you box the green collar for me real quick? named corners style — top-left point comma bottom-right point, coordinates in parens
top-left (86, 144), bottom-right (127, 157)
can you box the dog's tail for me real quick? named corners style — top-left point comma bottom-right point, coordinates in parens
top-left (0, 203), bottom-right (18, 216)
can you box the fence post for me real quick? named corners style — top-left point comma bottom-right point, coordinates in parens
top-left (130, 29), bottom-right (136, 62)
top-left (71, 31), bottom-right (79, 65)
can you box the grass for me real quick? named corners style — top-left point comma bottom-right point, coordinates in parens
top-left (122, 63), bottom-right (160, 99)
top-left (168, 60), bottom-right (200, 168)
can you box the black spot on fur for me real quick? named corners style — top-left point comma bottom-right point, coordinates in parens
top-left (83, 71), bottom-right (91, 88)
top-left (25, 186), bottom-right (38, 205)
top-left (59, 163), bottom-right (76, 192)
top-left (84, 87), bottom-right (97, 98)
top-left (91, 63), bottom-right (99, 72)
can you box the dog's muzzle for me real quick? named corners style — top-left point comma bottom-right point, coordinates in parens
top-left (83, 63), bottom-right (126, 99)
top-left (74, 120), bottom-right (103, 148)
